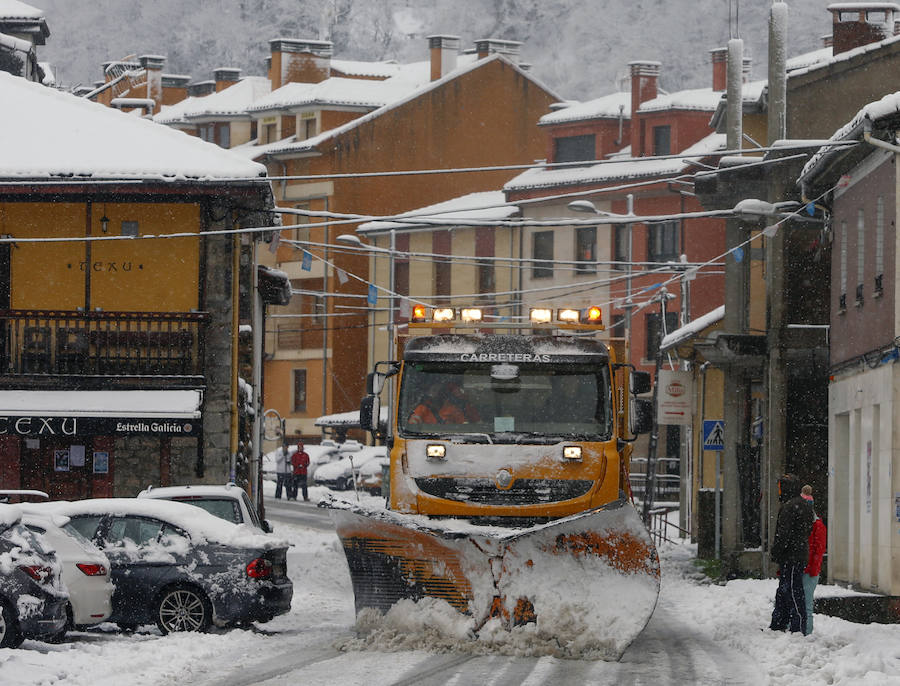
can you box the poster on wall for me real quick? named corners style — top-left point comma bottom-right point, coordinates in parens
top-left (54, 449), bottom-right (70, 472)
top-left (92, 451), bottom-right (109, 474)
top-left (70, 445), bottom-right (86, 467)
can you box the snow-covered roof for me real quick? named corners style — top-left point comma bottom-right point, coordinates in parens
top-left (182, 76), bottom-right (270, 120)
top-left (539, 92), bottom-right (631, 125)
top-left (0, 71), bottom-right (267, 181)
top-left (330, 58), bottom-right (401, 79)
top-left (358, 191), bottom-right (518, 234)
top-left (154, 93), bottom-right (212, 125)
top-left (788, 32), bottom-right (900, 79)
top-left (315, 407), bottom-right (388, 426)
top-left (256, 54), bottom-right (560, 158)
top-left (504, 132), bottom-right (726, 192)
top-left (660, 305), bottom-right (724, 352)
top-left (0, 0), bottom-right (44, 19)
top-left (248, 76), bottom-right (416, 114)
top-left (0, 28), bottom-right (30, 51)
top-left (638, 87), bottom-right (722, 113)
top-left (799, 90), bottom-right (900, 182)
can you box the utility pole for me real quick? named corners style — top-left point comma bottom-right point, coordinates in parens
top-left (642, 287), bottom-right (673, 525)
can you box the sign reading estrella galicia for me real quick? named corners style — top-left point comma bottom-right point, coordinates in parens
top-left (0, 416), bottom-right (200, 437)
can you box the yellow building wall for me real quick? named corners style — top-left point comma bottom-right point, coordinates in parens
top-left (5, 202), bottom-right (200, 312)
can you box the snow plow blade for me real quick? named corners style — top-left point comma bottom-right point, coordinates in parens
top-left (325, 496), bottom-right (660, 659)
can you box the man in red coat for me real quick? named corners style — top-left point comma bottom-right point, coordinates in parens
top-left (289, 442), bottom-right (310, 501)
top-left (801, 485), bottom-right (827, 635)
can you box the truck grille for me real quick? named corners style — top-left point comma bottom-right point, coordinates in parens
top-left (414, 477), bottom-right (593, 505)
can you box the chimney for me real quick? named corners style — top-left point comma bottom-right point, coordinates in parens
top-left (710, 48), bottom-right (727, 91)
top-left (474, 38), bottom-right (522, 62)
top-left (161, 74), bottom-right (190, 106)
top-left (822, 34), bottom-right (834, 48)
top-left (266, 56), bottom-right (272, 81)
top-left (269, 38), bottom-right (332, 90)
top-left (629, 61), bottom-right (661, 157)
top-left (829, 3), bottom-right (900, 55)
top-left (213, 67), bottom-right (242, 92)
top-left (139, 55), bottom-right (165, 114)
top-left (188, 80), bottom-right (216, 97)
top-left (428, 35), bottom-right (460, 80)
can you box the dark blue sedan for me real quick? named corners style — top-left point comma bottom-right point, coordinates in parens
top-left (40, 498), bottom-right (292, 634)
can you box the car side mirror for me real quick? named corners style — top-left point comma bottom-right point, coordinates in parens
top-left (261, 520), bottom-right (273, 533)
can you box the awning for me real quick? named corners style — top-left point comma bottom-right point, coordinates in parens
top-left (0, 390), bottom-right (202, 418)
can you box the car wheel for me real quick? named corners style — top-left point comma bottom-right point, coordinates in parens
top-left (0, 600), bottom-right (22, 649)
top-left (155, 585), bottom-right (212, 634)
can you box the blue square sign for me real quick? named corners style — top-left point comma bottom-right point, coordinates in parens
top-left (703, 420), bottom-right (725, 451)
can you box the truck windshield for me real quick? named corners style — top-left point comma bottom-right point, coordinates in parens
top-left (398, 361), bottom-right (613, 441)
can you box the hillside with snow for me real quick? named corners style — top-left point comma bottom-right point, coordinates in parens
top-left (36, 0), bottom-right (834, 99)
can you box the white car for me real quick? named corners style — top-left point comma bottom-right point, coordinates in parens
top-left (313, 446), bottom-right (387, 491)
top-left (20, 511), bottom-right (113, 634)
top-left (137, 483), bottom-right (273, 533)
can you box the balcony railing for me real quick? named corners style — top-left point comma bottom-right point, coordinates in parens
top-left (0, 310), bottom-right (207, 377)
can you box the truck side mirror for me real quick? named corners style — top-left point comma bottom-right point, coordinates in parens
top-left (359, 395), bottom-right (381, 433)
top-left (631, 398), bottom-right (653, 435)
top-left (366, 372), bottom-right (383, 395)
top-left (631, 370), bottom-right (652, 395)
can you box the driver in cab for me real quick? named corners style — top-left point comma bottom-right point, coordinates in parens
top-left (409, 382), bottom-right (479, 425)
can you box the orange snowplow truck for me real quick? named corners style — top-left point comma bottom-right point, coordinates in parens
top-left (326, 305), bottom-right (660, 659)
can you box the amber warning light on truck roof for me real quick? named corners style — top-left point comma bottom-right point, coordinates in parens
top-left (409, 304), bottom-right (603, 329)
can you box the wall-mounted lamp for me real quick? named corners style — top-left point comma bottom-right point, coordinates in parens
top-left (100, 205), bottom-right (109, 234)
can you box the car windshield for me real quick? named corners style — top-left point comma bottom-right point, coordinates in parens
top-left (398, 361), bottom-right (613, 442)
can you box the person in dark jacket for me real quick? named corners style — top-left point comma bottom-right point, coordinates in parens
top-left (769, 473), bottom-right (815, 633)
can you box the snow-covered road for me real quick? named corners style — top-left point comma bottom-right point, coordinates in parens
top-left (4, 487), bottom-right (900, 685)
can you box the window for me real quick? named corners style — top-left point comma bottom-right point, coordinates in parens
top-left (434, 259), bottom-right (451, 299)
top-left (121, 221), bottom-right (139, 237)
top-left (610, 313), bottom-right (626, 335)
top-left (653, 125), bottom-right (671, 156)
top-left (532, 231), bottom-right (554, 279)
top-left (875, 196), bottom-right (884, 295)
top-left (614, 225), bottom-right (629, 269)
top-left (478, 260), bottom-right (495, 298)
top-left (293, 369), bottom-right (307, 412)
top-left (647, 221), bottom-right (679, 263)
top-left (645, 311), bottom-right (678, 359)
top-left (856, 208), bottom-right (865, 306)
top-left (575, 226), bottom-right (597, 273)
top-left (554, 134), bottom-right (596, 164)
top-left (839, 219), bottom-right (847, 311)
top-left (293, 202), bottom-right (310, 242)
top-left (216, 123), bottom-right (230, 149)
top-left (263, 123), bottom-right (276, 144)
top-left (304, 117), bottom-right (317, 139)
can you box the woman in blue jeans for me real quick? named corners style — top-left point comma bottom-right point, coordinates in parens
top-left (801, 485), bottom-right (827, 635)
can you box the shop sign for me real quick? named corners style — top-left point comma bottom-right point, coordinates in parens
top-left (0, 416), bottom-right (200, 437)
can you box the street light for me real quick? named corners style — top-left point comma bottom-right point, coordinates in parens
top-left (568, 195), bottom-right (635, 338)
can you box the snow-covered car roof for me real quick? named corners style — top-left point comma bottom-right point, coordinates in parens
top-left (136, 483), bottom-right (245, 499)
top-left (35, 499), bottom-right (286, 549)
top-left (315, 447), bottom-right (385, 480)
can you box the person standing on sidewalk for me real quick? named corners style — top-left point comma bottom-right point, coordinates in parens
top-left (769, 473), bottom-right (814, 634)
top-left (274, 446), bottom-right (291, 500)
top-left (289, 442), bottom-right (310, 501)
top-left (801, 484), bottom-right (827, 635)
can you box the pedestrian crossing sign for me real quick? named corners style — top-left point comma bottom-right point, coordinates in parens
top-left (703, 420), bottom-right (725, 451)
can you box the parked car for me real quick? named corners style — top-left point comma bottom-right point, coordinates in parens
top-left (0, 504), bottom-right (68, 647)
top-left (137, 483), bottom-right (272, 533)
top-left (20, 511), bottom-right (113, 635)
top-left (38, 498), bottom-right (293, 634)
top-left (313, 446), bottom-right (386, 491)
top-left (357, 453), bottom-right (391, 496)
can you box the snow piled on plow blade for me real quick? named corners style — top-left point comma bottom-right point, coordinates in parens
top-left (325, 496), bottom-right (660, 660)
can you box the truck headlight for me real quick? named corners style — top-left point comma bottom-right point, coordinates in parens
top-left (426, 444), bottom-right (446, 460)
top-left (562, 446), bottom-right (582, 461)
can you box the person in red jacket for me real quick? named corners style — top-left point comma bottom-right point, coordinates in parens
top-left (289, 442), bottom-right (310, 501)
top-left (801, 485), bottom-right (827, 635)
